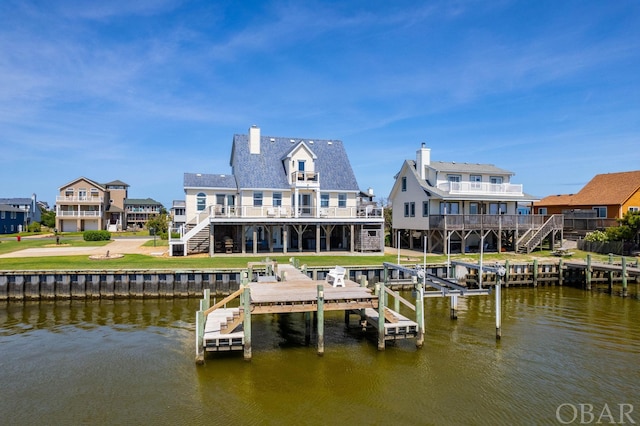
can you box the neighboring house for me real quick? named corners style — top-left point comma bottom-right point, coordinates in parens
top-left (388, 143), bottom-right (558, 254)
top-left (124, 198), bottom-right (163, 229)
top-left (0, 204), bottom-right (26, 234)
top-left (0, 194), bottom-right (41, 227)
top-left (55, 178), bottom-right (137, 232)
top-left (534, 170), bottom-right (640, 234)
top-left (170, 200), bottom-right (186, 229)
top-left (170, 125), bottom-right (384, 256)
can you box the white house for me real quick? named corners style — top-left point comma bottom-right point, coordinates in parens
top-left (389, 143), bottom-right (561, 253)
top-left (170, 126), bottom-right (384, 256)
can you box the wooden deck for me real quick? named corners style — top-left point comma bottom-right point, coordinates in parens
top-left (197, 263), bottom-right (421, 360)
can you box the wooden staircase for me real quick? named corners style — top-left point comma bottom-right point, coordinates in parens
top-left (516, 214), bottom-right (564, 254)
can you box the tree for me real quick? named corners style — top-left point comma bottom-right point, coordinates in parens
top-left (40, 209), bottom-right (56, 228)
top-left (146, 213), bottom-right (169, 237)
top-left (610, 211), bottom-right (640, 243)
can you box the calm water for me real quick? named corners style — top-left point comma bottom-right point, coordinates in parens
top-left (1, 286), bottom-right (639, 425)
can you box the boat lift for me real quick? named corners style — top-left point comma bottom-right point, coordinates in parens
top-left (383, 261), bottom-right (505, 339)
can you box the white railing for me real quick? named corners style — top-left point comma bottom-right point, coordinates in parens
top-left (290, 171), bottom-right (320, 187)
top-left (56, 196), bottom-right (104, 203)
top-left (202, 204), bottom-right (384, 220)
top-left (437, 182), bottom-right (523, 196)
top-left (55, 211), bottom-right (102, 217)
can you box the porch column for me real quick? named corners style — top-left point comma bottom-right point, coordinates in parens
top-left (268, 225), bottom-right (274, 253)
top-left (209, 224), bottom-right (215, 257)
top-left (316, 225), bottom-right (321, 253)
top-left (325, 227), bottom-right (330, 252)
top-left (409, 231), bottom-right (414, 250)
top-left (294, 188), bottom-right (299, 218)
top-left (350, 224), bottom-right (355, 253)
top-left (241, 225), bottom-right (246, 254)
top-left (252, 227), bottom-right (258, 254)
top-left (380, 224), bottom-right (385, 253)
top-left (283, 226), bottom-right (288, 254)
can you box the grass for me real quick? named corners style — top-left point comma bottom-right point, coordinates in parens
top-left (0, 235), bottom-right (110, 255)
top-left (0, 246), bottom-right (625, 271)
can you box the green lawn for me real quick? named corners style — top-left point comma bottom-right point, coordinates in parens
top-left (0, 247), bottom-right (619, 271)
top-left (0, 236), bottom-right (110, 255)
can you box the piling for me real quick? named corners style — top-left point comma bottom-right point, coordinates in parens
top-left (317, 284), bottom-right (325, 356)
top-left (243, 284), bottom-right (252, 361)
top-left (378, 267), bottom-right (387, 351)
top-left (622, 257), bottom-right (628, 297)
top-left (415, 282), bottom-right (424, 348)
top-left (586, 255), bottom-right (592, 290)
top-left (450, 294), bottom-right (458, 320)
top-left (533, 259), bottom-right (538, 287)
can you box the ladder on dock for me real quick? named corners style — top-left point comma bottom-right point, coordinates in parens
top-left (362, 307), bottom-right (418, 340)
top-left (203, 307), bottom-right (244, 352)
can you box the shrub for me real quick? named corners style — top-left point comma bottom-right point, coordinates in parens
top-left (584, 230), bottom-right (608, 242)
top-left (27, 222), bottom-right (41, 232)
top-left (83, 230), bottom-right (111, 241)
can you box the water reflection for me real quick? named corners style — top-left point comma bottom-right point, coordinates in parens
top-left (1, 287), bottom-right (639, 425)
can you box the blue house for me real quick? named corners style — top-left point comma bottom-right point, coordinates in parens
top-left (0, 204), bottom-right (26, 234)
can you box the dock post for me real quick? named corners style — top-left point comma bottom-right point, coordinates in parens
top-left (495, 265), bottom-right (505, 340)
top-left (243, 285), bottom-right (252, 361)
top-left (533, 259), bottom-right (538, 287)
top-left (305, 312), bottom-right (311, 345)
top-left (416, 281), bottom-right (424, 348)
top-left (317, 284), bottom-right (324, 356)
top-left (504, 260), bottom-right (510, 287)
top-left (378, 271), bottom-right (386, 351)
top-left (586, 254), bottom-right (592, 290)
top-left (558, 259), bottom-right (564, 286)
top-left (622, 257), bottom-right (628, 297)
top-left (202, 288), bottom-right (210, 311)
top-left (450, 294), bottom-right (458, 320)
top-left (195, 309), bottom-right (205, 364)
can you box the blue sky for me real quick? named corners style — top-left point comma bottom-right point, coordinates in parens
top-left (1, 0), bottom-right (639, 209)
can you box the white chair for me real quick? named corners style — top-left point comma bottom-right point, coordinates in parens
top-left (326, 266), bottom-right (346, 287)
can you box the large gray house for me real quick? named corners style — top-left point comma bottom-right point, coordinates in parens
top-left (170, 126), bottom-right (383, 256)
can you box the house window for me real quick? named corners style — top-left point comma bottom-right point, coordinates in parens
top-left (216, 194), bottom-right (225, 206)
top-left (298, 161), bottom-right (305, 172)
top-left (490, 176), bottom-right (503, 184)
top-left (628, 207), bottom-right (639, 212)
top-left (338, 193), bottom-right (347, 208)
top-left (404, 203), bottom-right (410, 217)
top-left (470, 175), bottom-right (482, 189)
top-left (401, 177), bottom-right (407, 192)
top-left (90, 189), bottom-right (99, 198)
top-left (538, 207), bottom-right (547, 215)
top-left (422, 201), bottom-right (429, 217)
top-left (273, 192), bottom-right (282, 207)
top-left (410, 202), bottom-right (415, 217)
top-left (65, 188), bottom-right (74, 198)
top-left (440, 202), bottom-right (459, 214)
top-left (0, 211), bottom-right (4, 219)
top-left (593, 206), bottom-right (607, 218)
top-left (11, 211), bottom-right (16, 219)
top-left (447, 175), bottom-right (461, 182)
top-left (320, 193), bottom-right (329, 208)
top-left (196, 193), bottom-right (206, 211)
top-left (470, 202), bottom-right (480, 214)
top-left (489, 203), bottom-right (507, 214)
top-left (253, 192), bottom-right (263, 207)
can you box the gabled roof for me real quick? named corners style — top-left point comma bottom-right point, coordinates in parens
top-left (0, 198), bottom-right (31, 205)
top-left (231, 134), bottom-right (359, 191)
top-left (535, 194), bottom-right (576, 206)
top-left (429, 161), bottom-right (514, 176)
top-left (537, 170), bottom-right (640, 207)
top-left (104, 180), bottom-right (129, 187)
top-left (183, 173), bottom-right (237, 189)
top-left (0, 204), bottom-right (25, 213)
top-left (59, 177), bottom-right (105, 190)
top-left (124, 198), bottom-right (163, 206)
top-left (571, 171), bottom-right (640, 205)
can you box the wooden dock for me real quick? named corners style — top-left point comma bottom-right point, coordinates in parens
top-left (196, 263), bottom-right (424, 363)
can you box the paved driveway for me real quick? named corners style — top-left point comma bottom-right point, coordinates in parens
top-left (0, 238), bottom-right (166, 259)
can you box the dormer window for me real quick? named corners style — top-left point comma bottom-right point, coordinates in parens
top-left (298, 161), bottom-right (305, 172)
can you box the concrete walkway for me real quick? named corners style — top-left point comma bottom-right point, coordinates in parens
top-left (0, 238), bottom-right (167, 259)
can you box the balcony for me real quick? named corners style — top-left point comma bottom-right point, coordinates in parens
top-left (290, 171), bottom-right (320, 188)
top-left (437, 182), bottom-right (523, 196)
top-left (205, 204), bottom-right (383, 220)
top-left (56, 210), bottom-right (102, 218)
top-left (56, 196), bottom-right (104, 203)
top-left (429, 214), bottom-right (544, 231)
